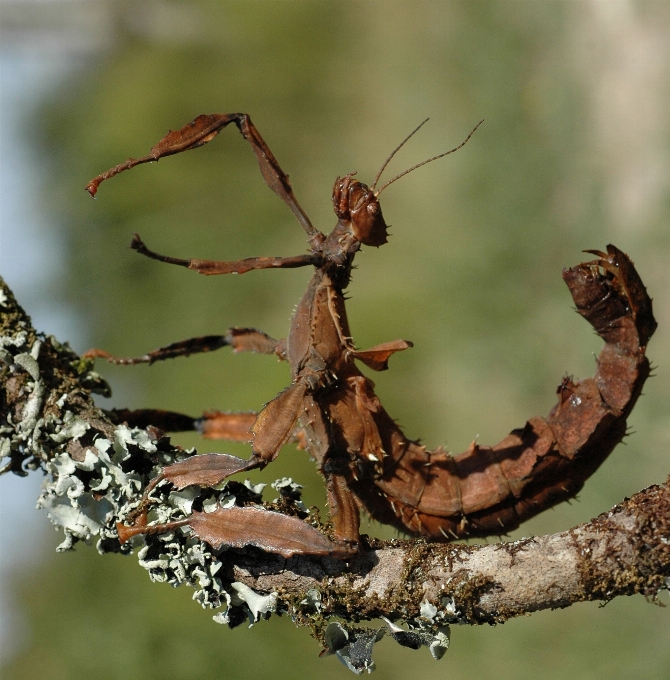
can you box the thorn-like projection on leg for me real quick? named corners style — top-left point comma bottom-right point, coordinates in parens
top-left (145, 452), bottom-right (263, 495)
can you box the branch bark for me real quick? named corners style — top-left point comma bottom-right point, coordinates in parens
top-left (1, 276), bottom-right (668, 671)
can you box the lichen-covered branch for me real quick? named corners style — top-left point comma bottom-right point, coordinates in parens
top-left (1, 276), bottom-right (668, 674)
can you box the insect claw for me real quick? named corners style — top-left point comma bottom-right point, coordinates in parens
top-left (438, 526), bottom-right (449, 540)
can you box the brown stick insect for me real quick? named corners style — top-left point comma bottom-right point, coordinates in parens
top-left (85, 113), bottom-right (656, 558)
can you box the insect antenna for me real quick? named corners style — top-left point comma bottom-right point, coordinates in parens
top-left (370, 118), bottom-right (430, 192)
top-left (375, 119), bottom-right (484, 196)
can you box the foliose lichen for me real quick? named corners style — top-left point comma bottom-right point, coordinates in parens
top-left (1, 279), bottom-right (457, 673)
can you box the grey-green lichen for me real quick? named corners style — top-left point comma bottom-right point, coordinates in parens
top-left (320, 613), bottom-right (451, 674)
top-left (6, 277), bottom-right (665, 673)
top-left (0, 280), bottom-right (111, 478)
top-left (2, 278), bottom-right (438, 672)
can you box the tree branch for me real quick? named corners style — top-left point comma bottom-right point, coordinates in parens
top-left (1, 276), bottom-right (668, 673)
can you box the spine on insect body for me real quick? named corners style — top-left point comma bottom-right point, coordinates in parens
top-left (349, 245), bottom-right (656, 541)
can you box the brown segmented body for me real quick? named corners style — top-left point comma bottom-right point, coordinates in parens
top-left (87, 114), bottom-right (655, 556)
top-left (288, 245), bottom-right (654, 541)
top-left (397, 256), bottom-right (651, 538)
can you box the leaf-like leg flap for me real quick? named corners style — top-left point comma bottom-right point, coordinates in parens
top-left (251, 381), bottom-right (308, 462)
top-left (131, 234), bottom-right (321, 276)
top-left (118, 453), bottom-right (263, 542)
top-left (198, 410), bottom-right (314, 444)
top-left (107, 406), bottom-right (312, 445)
top-left (352, 339), bottom-right (413, 371)
top-left (106, 408), bottom-right (260, 443)
top-left (224, 328), bottom-right (286, 358)
top-left (325, 468), bottom-right (361, 546)
top-left (86, 113), bottom-right (237, 196)
top-left (197, 411), bottom-right (258, 441)
top-left (347, 375), bottom-right (385, 465)
top-left (186, 506), bottom-right (357, 558)
top-left (156, 453), bottom-right (261, 491)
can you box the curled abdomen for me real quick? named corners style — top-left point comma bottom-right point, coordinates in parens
top-left (354, 246), bottom-right (656, 540)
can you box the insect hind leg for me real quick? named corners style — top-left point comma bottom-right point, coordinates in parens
top-left (107, 408), bottom-right (261, 444)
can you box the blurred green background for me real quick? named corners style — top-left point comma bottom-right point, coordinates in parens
top-left (1, 1), bottom-right (669, 678)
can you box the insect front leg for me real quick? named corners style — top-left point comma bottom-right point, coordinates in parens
top-left (86, 112), bottom-right (325, 246)
top-left (131, 234), bottom-right (322, 276)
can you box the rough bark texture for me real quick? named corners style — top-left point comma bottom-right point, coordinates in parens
top-left (229, 482), bottom-right (670, 622)
top-left (1, 275), bottom-right (668, 670)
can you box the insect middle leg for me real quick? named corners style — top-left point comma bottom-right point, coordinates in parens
top-left (84, 327), bottom-right (286, 365)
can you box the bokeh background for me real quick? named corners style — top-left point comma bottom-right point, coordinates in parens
top-left (1, 1), bottom-right (669, 678)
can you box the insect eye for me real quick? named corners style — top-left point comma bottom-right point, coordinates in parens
top-left (367, 203), bottom-right (379, 215)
